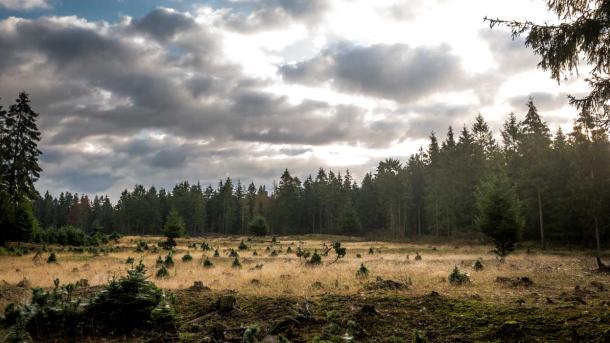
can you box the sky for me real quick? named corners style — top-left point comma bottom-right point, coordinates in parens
top-left (0, 0), bottom-right (587, 200)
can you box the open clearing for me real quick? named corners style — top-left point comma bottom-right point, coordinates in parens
top-left (1, 235), bottom-right (609, 342)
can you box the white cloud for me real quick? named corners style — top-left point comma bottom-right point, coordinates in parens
top-left (0, 0), bottom-right (50, 10)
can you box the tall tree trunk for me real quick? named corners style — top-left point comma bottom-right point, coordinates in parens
top-left (417, 205), bottom-right (422, 237)
top-left (390, 203), bottom-right (395, 237)
top-left (434, 200), bottom-right (439, 236)
top-left (396, 200), bottom-right (402, 236)
top-left (594, 215), bottom-right (601, 252)
top-left (589, 161), bottom-right (601, 253)
top-left (537, 189), bottom-right (545, 249)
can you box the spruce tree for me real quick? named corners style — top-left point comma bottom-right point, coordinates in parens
top-left (163, 209), bottom-right (185, 247)
top-left (0, 93), bottom-right (42, 244)
top-left (0, 100), bottom-right (7, 191)
top-left (517, 99), bottom-right (552, 248)
top-left (475, 171), bottom-right (524, 258)
top-left (2, 92), bottom-right (42, 201)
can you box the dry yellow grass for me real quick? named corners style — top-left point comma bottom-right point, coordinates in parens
top-left (1, 235), bottom-right (607, 305)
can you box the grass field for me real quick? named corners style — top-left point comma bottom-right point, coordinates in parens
top-left (1, 235), bottom-right (609, 342)
top-left (1, 235), bottom-right (607, 300)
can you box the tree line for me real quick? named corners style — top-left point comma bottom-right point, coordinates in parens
top-left (32, 99), bottom-right (610, 249)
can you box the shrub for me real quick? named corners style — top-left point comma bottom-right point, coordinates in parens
top-left (271, 236), bottom-right (277, 243)
top-left (368, 247), bottom-right (375, 255)
top-left (270, 250), bottom-right (278, 257)
top-left (201, 242), bottom-right (211, 251)
top-left (286, 246), bottom-right (293, 254)
top-left (156, 265), bottom-right (170, 279)
top-left (238, 241), bottom-right (248, 250)
top-left (249, 215), bottom-right (269, 237)
top-left (473, 259), bottom-right (484, 271)
top-left (3, 303), bottom-right (22, 328)
top-left (448, 266), bottom-right (471, 285)
top-left (356, 253), bottom-right (362, 258)
top-left (22, 282), bottom-right (82, 338)
top-left (47, 252), bottom-right (57, 263)
top-left (86, 261), bottom-right (177, 334)
top-left (356, 263), bottom-right (369, 278)
top-left (229, 249), bottom-right (239, 257)
top-left (203, 257), bottom-right (213, 268)
top-left (296, 247), bottom-right (304, 258)
top-left (252, 250), bottom-right (258, 256)
top-left (243, 324), bottom-right (260, 343)
top-left (109, 232), bottom-right (122, 241)
top-left (155, 256), bottom-right (164, 267)
top-left (43, 226), bottom-right (87, 246)
top-left (308, 251), bottom-right (322, 266)
top-left (214, 249), bottom-right (220, 257)
top-left (182, 252), bottom-right (193, 262)
top-left (125, 257), bottom-right (135, 264)
top-left (413, 330), bottom-right (428, 343)
top-left (135, 240), bottom-right (148, 252)
top-left (232, 257), bottom-right (242, 268)
top-left (415, 252), bottom-right (422, 261)
top-left (164, 254), bottom-right (174, 267)
top-left (333, 242), bottom-right (346, 259)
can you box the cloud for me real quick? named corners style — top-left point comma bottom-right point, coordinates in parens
top-left (210, 0), bottom-right (329, 32)
top-left (508, 92), bottom-right (570, 112)
top-left (151, 148), bottom-right (188, 169)
top-left (0, 0), bottom-right (50, 10)
top-left (128, 7), bottom-right (196, 41)
top-left (0, 2), bottom-right (580, 198)
top-left (53, 170), bottom-right (120, 194)
top-left (479, 29), bottom-right (539, 74)
top-left (0, 11), bottom-right (407, 196)
top-left (280, 43), bottom-right (471, 103)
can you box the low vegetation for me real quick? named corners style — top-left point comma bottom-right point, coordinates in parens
top-left (0, 235), bottom-right (608, 341)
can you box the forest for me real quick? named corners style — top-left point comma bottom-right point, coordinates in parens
top-left (31, 99), bottom-right (610, 249)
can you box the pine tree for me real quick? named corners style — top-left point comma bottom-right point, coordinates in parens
top-left (0, 100), bottom-right (7, 191)
top-left (475, 171), bottom-right (524, 258)
top-left (518, 99), bottom-right (552, 248)
top-left (249, 214), bottom-right (269, 237)
top-left (163, 209), bottom-right (185, 246)
top-left (2, 92), bottom-right (42, 202)
top-left (339, 202), bottom-right (361, 235)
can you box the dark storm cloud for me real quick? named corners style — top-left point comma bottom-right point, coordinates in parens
top-left (213, 0), bottom-right (328, 32)
top-left (280, 43), bottom-right (470, 103)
